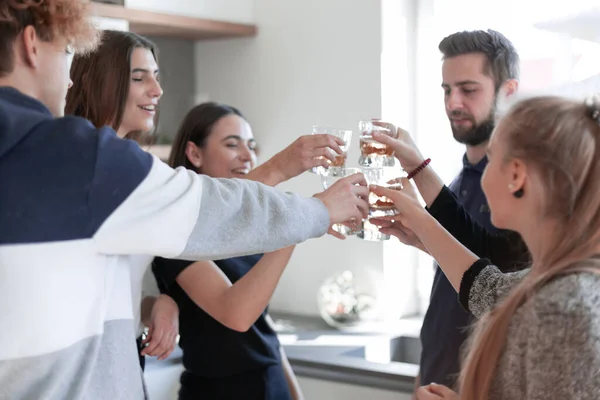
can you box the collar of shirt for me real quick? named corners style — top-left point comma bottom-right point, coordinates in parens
top-left (461, 153), bottom-right (488, 174)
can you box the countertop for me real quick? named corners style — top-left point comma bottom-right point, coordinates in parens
top-left (271, 313), bottom-right (421, 392)
top-left (146, 313), bottom-right (423, 393)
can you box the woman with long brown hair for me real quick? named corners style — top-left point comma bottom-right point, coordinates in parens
top-left (371, 95), bottom-right (600, 399)
top-left (66, 30), bottom-right (161, 141)
top-left (65, 30), bottom-right (359, 379)
top-left (152, 101), bottom-right (355, 400)
top-left (65, 30), bottom-right (177, 368)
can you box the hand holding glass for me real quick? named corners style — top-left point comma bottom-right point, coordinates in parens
top-left (311, 125), bottom-right (353, 174)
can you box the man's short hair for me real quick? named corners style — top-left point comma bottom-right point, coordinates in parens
top-left (0, 0), bottom-right (99, 77)
top-left (439, 29), bottom-right (520, 90)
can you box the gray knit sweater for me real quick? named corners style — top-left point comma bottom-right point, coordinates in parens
top-left (460, 261), bottom-right (600, 399)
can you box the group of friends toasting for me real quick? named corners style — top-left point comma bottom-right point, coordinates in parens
top-left (0, 1), bottom-right (599, 399)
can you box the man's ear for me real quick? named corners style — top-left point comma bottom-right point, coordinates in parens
top-left (21, 26), bottom-right (41, 69)
top-left (502, 79), bottom-right (519, 98)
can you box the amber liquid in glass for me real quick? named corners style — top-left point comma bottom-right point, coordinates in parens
top-left (368, 183), bottom-right (402, 210)
top-left (330, 153), bottom-right (347, 167)
top-left (360, 136), bottom-right (394, 156)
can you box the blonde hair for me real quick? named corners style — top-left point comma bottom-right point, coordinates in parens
top-left (459, 95), bottom-right (600, 399)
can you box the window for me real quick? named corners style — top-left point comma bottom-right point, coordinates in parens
top-left (410, 0), bottom-right (600, 315)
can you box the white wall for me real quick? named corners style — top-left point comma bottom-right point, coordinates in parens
top-left (194, 0), bottom-right (386, 316)
top-left (125, 0), bottom-right (256, 24)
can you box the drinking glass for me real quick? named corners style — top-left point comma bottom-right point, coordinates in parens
top-left (320, 167), bottom-right (363, 236)
top-left (310, 125), bottom-right (353, 175)
top-left (319, 166), bottom-right (402, 241)
top-left (358, 166), bottom-right (402, 242)
top-left (358, 120), bottom-right (397, 167)
top-left (360, 166), bottom-right (402, 217)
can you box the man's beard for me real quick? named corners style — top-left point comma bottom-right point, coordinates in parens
top-left (449, 104), bottom-right (496, 147)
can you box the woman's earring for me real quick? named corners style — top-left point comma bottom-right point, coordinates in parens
top-left (509, 183), bottom-right (524, 198)
top-left (513, 188), bottom-right (525, 199)
top-left (513, 188), bottom-right (524, 198)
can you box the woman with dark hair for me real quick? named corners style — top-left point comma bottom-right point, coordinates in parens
top-left (66, 30), bottom-right (160, 142)
top-left (65, 30), bottom-right (355, 380)
top-left (153, 102), bottom-right (349, 400)
top-left (65, 30), bottom-right (177, 369)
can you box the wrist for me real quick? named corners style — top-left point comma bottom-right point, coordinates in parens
top-left (409, 207), bottom-right (432, 237)
top-left (157, 294), bottom-right (178, 312)
top-left (266, 157), bottom-right (290, 184)
top-left (406, 158), bottom-right (431, 180)
top-left (249, 159), bottom-right (287, 187)
top-left (412, 165), bottom-right (444, 208)
top-left (401, 154), bottom-right (425, 172)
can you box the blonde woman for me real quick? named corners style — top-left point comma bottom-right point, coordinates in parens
top-left (371, 95), bottom-right (600, 399)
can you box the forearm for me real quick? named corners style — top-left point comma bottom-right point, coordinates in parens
top-left (94, 161), bottom-right (329, 260)
top-left (413, 210), bottom-right (479, 292)
top-left (246, 159), bottom-right (287, 187)
top-left (185, 177), bottom-right (329, 260)
top-left (220, 247), bottom-right (295, 330)
top-left (140, 296), bottom-right (157, 327)
top-left (411, 165), bottom-right (445, 208)
top-left (426, 186), bottom-right (528, 271)
top-left (462, 264), bottom-right (529, 317)
top-left (280, 346), bottom-right (304, 400)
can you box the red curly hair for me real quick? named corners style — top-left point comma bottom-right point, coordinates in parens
top-left (0, 0), bottom-right (99, 76)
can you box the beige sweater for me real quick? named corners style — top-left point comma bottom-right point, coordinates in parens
top-left (461, 261), bottom-right (600, 400)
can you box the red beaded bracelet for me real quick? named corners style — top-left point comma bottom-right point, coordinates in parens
top-left (406, 158), bottom-right (431, 179)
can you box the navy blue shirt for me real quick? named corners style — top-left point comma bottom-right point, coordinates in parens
top-left (419, 155), bottom-right (497, 388)
top-left (152, 254), bottom-right (282, 378)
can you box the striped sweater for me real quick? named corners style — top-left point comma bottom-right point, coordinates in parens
top-left (0, 87), bottom-right (330, 400)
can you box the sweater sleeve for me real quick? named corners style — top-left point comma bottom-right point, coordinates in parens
top-left (89, 128), bottom-right (330, 260)
top-left (459, 261), bottom-right (529, 317)
top-left (427, 186), bottom-right (529, 272)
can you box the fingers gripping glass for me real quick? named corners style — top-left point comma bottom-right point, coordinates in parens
top-left (358, 120), bottom-right (397, 167)
top-left (320, 167), bottom-right (363, 236)
top-left (310, 125), bottom-right (353, 175)
top-left (320, 167), bottom-right (402, 240)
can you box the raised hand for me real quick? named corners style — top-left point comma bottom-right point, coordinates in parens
top-left (369, 177), bottom-right (426, 232)
top-left (370, 215), bottom-right (429, 254)
top-left (314, 172), bottom-right (369, 229)
top-left (268, 134), bottom-right (346, 181)
top-left (371, 121), bottom-right (425, 172)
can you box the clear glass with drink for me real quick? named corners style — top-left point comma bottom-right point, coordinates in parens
top-left (359, 219), bottom-right (389, 242)
top-left (360, 167), bottom-right (402, 217)
top-left (310, 125), bottom-right (353, 175)
top-left (358, 166), bottom-right (402, 241)
top-left (320, 167), bottom-right (363, 236)
top-left (358, 120), bottom-right (397, 167)
top-left (318, 166), bottom-right (402, 241)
